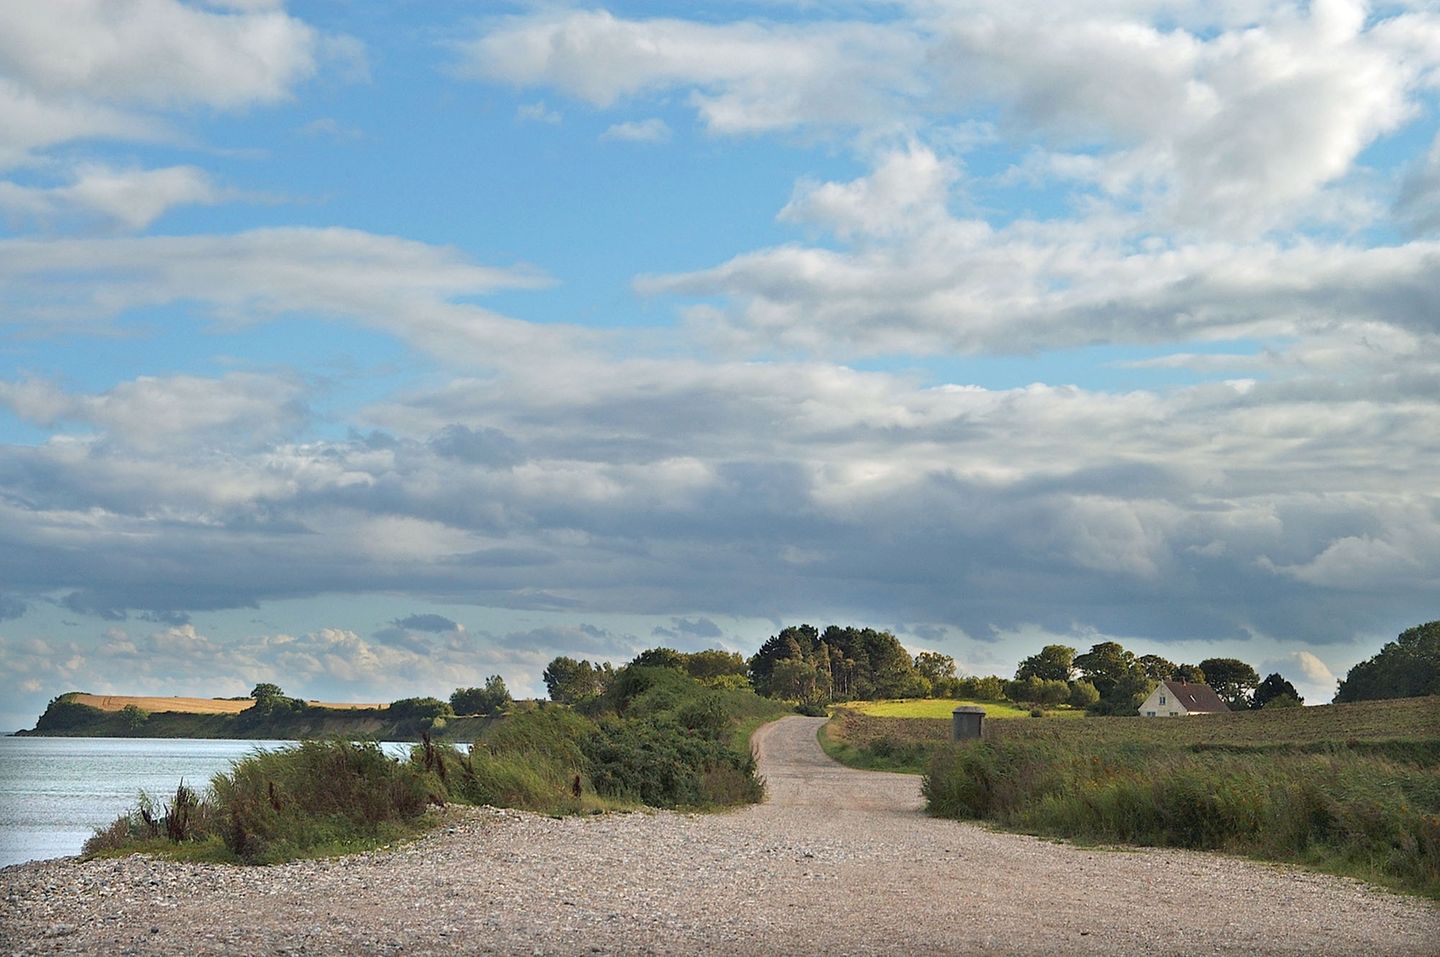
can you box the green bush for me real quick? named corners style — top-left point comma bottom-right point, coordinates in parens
top-left (582, 714), bottom-right (762, 807)
top-left (211, 739), bottom-right (441, 864)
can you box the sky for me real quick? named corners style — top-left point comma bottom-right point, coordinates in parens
top-left (1, 0), bottom-right (1438, 731)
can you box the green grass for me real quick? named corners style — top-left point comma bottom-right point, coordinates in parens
top-left (921, 697), bottom-right (1440, 899)
top-left (854, 698), bottom-right (1084, 719)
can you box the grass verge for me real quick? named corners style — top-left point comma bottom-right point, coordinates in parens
top-left (923, 701), bottom-right (1440, 899)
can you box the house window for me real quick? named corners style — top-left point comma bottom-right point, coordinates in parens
top-left (1169, 711), bottom-right (1178, 716)
top-left (1146, 711), bottom-right (1156, 717)
top-left (1159, 694), bottom-right (1167, 705)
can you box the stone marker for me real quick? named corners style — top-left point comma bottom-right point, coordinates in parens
top-left (951, 706), bottom-right (985, 741)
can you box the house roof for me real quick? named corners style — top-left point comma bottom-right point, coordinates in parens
top-left (1160, 680), bottom-right (1230, 713)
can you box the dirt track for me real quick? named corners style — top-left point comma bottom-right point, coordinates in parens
top-left (1, 715), bottom-right (1434, 955)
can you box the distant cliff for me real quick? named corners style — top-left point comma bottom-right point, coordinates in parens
top-left (21, 692), bottom-right (493, 741)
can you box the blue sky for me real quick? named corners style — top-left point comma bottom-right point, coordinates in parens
top-left (1, 0), bottom-right (1438, 730)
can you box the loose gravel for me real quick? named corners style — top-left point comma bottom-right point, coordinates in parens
top-left (2, 716), bottom-right (1435, 955)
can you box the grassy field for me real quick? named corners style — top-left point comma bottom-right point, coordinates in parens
top-left (70, 694), bottom-right (387, 714)
top-left (852, 698), bottom-right (1084, 720)
top-left (915, 696), bottom-right (1440, 898)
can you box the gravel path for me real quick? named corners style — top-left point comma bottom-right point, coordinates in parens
top-left (2, 716), bottom-right (1435, 955)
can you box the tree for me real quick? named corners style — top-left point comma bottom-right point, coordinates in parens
top-left (631, 647), bottom-right (685, 670)
top-left (1174, 663), bottom-right (1206, 684)
top-left (914, 651), bottom-right (958, 685)
top-left (387, 696), bottom-right (452, 725)
top-left (1198, 657), bottom-right (1260, 710)
top-left (748, 625), bottom-right (819, 696)
top-left (121, 703), bottom-right (148, 731)
top-left (683, 649), bottom-right (747, 682)
top-left (1334, 620), bottom-right (1440, 702)
top-left (451, 674), bottom-right (512, 715)
top-left (1252, 673), bottom-right (1304, 709)
top-left (250, 682), bottom-right (284, 703)
top-left (1068, 680), bottom-right (1100, 709)
top-left (543, 656), bottom-right (606, 704)
top-left (1074, 642), bottom-right (1138, 699)
top-left (1005, 675), bottom-right (1046, 704)
top-left (1015, 645), bottom-right (1076, 682)
top-left (1036, 679), bottom-right (1070, 707)
top-left (1136, 654), bottom-right (1178, 681)
top-left (770, 657), bottom-right (819, 702)
top-left (957, 675), bottom-right (1006, 700)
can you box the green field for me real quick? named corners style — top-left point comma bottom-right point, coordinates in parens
top-left (915, 696), bottom-right (1440, 898)
top-left (852, 698), bottom-right (1084, 720)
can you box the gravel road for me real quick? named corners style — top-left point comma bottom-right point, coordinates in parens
top-left (2, 716), bottom-right (1435, 955)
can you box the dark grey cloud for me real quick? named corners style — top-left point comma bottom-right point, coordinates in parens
top-left (0, 595), bottom-right (26, 621)
top-left (0, 355), bottom-right (1432, 652)
top-left (392, 613), bottom-right (460, 633)
top-left (673, 617), bottom-right (722, 638)
top-left (428, 424), bottom-right (523, 466)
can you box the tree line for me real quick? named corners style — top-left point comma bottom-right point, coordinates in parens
top-left (538, 618), bottom-right (1438, 716)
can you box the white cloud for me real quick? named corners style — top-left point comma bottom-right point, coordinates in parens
top-left (0, 228), bottom-right (566, 362)
top-left (601, 118), bottom-right (670, 143)
top-left (298, 117), bottom-right (364, 141)
top-left (1259, 649), bottom-right (1340, 703)
top-left (0, 164), bottom-right (238, 230)
top-left (644, 144), bottom-right (1440, 357)
top-left (516, 101), bottom-right (561, 124)
top-left (456, 4), bottom-right (1440, 233)
top-left (0, 0), bottom-right (320, 109)
top-left (0, 373), bottom-right (308, 450)
top-left (779, 143), bottom-right (955, 240)
top-left (453, 10), bottom-right (925, 134)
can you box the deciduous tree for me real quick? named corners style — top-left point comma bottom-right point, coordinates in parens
top-left (1334, 620), bottom-right (1440, 702)
top-left (1198, 657), bottom-right (1260, 709)
top-left (1015, 645), bottom-right (1076, 682)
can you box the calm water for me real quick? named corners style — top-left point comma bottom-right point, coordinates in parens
top-left (0, 737), bottom-right (419, 868)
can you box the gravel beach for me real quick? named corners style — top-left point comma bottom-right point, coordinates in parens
top-left (2, 716), bottom-right (1435, 955)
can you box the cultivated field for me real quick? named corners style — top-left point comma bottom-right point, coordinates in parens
top-left (835, 694), bottom-right (1440, 751)
top-left (69, 694), bottom-right (387, 714)
top-left (851, 697), bottom-right (1083, 719)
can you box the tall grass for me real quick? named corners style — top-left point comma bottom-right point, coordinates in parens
top-left (924, 737), bottom-right (1440, 898)
top-left (213, 740), bottom-right (442, 863)
top-left (85, 740), bottom-right (443, 864)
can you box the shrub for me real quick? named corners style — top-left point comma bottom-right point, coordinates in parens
top-left (210, 739), bottom-right (441, 864)
top-left (1068, 680), bottom-right (1100, 709)
top-left (582, 714), bottom-right (762, 807)
top-left (84, 782), bottom-right (219, 857)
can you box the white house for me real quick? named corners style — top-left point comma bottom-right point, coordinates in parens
top-left (1139, 679), bottom-right (1230, 717)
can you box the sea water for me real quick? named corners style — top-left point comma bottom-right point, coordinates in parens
top-left (0, 737), bottom-right (419, 868)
